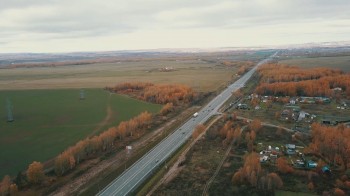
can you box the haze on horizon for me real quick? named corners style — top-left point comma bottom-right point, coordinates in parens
top-left (0, 0), bottom-right (350, 53)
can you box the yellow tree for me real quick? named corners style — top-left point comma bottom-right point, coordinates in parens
top-left (0, 175), bottom-right (11, 195)
top-left (27, 161), bottom-right (45, 184)
top-left (160, 102), bottom-right (174, 115)
top-left (9, 184), bottom-right (18, 196)
top-left (232, 153), bottom-right (262, 186)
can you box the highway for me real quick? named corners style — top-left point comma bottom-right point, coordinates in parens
top-left (97, 52), bottom-right (277, 196)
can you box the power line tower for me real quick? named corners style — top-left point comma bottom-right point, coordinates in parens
top-left (80, 89), bottom-right (85, 100)
top-left (6, 98), bottom-right (14, 122)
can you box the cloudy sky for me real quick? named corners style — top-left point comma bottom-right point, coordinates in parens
top-left (0, 0), bottom-right (350, 53)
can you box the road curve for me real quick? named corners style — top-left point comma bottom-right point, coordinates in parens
top-left (97, 52), bottom-right (277, 196)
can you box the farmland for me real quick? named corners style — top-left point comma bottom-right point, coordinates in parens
top-left (278, 55), bottom-right (350, 72)
top-left (0, 88), bottom-right (161, 178)
top-left (0, 52), bottom-right (264, 92)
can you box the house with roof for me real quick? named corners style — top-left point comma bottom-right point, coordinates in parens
top-left (285, 144), bottom-right (296, 155)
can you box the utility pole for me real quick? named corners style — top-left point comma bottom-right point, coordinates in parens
top-left (6, 98), bottom-right (14, 122)
top-left (80, 89), bottom-right (85, 100)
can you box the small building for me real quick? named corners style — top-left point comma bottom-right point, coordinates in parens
top-left (260, 155), bottom-right (269, 163)
top-left (237, 103), bottom-right (249, 110)
top-left (298, 111), bottom-right (309, 121)
top-left (295, 160), bottom-right (305, 167)
top-left (307, 161), bottom-right (318, 168)
top-left (285, 144), bottom-right (296, 155)
top-left (281, 110), bottom-right (291, 118)
top-left (290, 99), bottom-right (296, 105)
top-left (322, 166), bottom-right (331, 174)
top-left (332, 87), bottom-right (342, 91)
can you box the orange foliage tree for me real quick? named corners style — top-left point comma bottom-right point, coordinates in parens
top-left (334, 188), bottom-right (346, 196)
top-left (0, 175), bottom-right (11, 195)
top-left (160, 102), bottom-right (174, 115)
top-left (255, 64), bottom-right (350, 97)
top-left (307, 123), bottom-right (350, 170)
top-left (54, 111), bottom-right (153, 176)
top-left (249, 119), bottom-right (262, 133)
top-left (232, 153), bottom-right (283, 190)
top-left (27, 161), bottom-right (45, 184)
top-left (220, 121), bottom-right (233, 138)
top-left (192, 124), bottom-right (206, 139)
top-left (232, 153), bottom-right (262, 187)
top-left (9, 183), bottom-right (18, 195)
top-left (276, 157), bottom-right (294, 174)
top-left (109, 82), bottom-right (196, 105)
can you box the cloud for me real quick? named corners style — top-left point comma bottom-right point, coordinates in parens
top-left (0, 0), bottom-right (349, 52)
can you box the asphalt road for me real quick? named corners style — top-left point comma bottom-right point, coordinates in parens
top-left (97, 52), bottom-right (277, 196)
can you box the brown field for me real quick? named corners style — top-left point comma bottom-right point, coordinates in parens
top-left (278, 55), bottom-right (350, 72)
top-left (0, 59), bottom-right (241, 92)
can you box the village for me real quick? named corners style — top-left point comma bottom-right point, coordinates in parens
top-left (233, 92), bottom-right (350, 131)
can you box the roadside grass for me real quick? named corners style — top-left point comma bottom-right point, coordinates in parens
top-left (153, 120), bottom-right (246, 195)
top-left (0, 88), bottom-right (161, 178)
top-left (136, 137), bottom-right (190, 196)
top-left (79, 106), bottom-right (197, 196)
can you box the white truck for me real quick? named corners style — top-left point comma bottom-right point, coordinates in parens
top-left (193, 112), bottom-right (199, 118)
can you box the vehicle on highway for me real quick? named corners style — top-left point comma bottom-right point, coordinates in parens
top-left (97, 53), bottom-right (277, 196)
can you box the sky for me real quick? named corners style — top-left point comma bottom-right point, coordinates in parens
top-left (0, 0), bottom-right (350, 53)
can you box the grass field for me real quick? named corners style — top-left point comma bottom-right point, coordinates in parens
top-left (0, 52), bottom-right (268, 92)
top-left (0, 89), bottom-right (161, 178)
top-left (0, 61), bottom-right (235, 92)
top-left (279, 55), bottom-right (350, 72)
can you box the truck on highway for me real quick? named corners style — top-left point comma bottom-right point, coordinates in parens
top-left (193, 112), bottom-right (199, 117)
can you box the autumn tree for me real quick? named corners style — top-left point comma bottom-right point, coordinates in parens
top-left (255, 63), bottom-right (350, 97)
top-left (27, 161), bottom-right (45, 184)
top-left (266, 173), bottom-right (283, 190)
top-left (308, 123), bottom-right (350, 170)
top-left (220, 121), bottom-right (233, 138)
top-left (192, 124), bottom-right (206, 139)
top-left (233, 126), bottom-right (242, 143)
top-left (54, 111), bottom-right (153, 176)
top-left (9, 184), bottom-right (18, 196)
top-left (232, 112), bottom-right (237, 121)
top-left (276, 157), bottom-right (294, 174)
top-left (232, 153), bottom-right (262, 186)
top-left (160, 102), bottom-right (174, 115)
top-left (0, 175), bottom-right (11, 196)
top-left (307, 182), bottom-right (314, 190)
top-left (245, 131), bottom-right (256, 152)
top-left (334, 188), bottom-right (346, 196)
top-left (110, 82), bottom-right (196, 105)
top-left (249, 119), bottom-right (262, 132)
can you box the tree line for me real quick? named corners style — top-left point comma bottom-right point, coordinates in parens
top-left (306, 123), bottom-right (350, 171)
top-left (255, 64), bottom-right (350, 97)
top-left (54, 111), bottom-right (152, 176)
top-left (0, 111), bottom-right (152, 195)
top-left (107, 82), bottom-right (196, 105)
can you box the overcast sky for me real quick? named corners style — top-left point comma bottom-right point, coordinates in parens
top-left (0, 0), bottom-right (349, 53)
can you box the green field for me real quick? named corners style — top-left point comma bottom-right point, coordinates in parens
top-left (0, 89), bottom-right (161, 178)
top-left (279, 55), bottom-right (350, 72)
